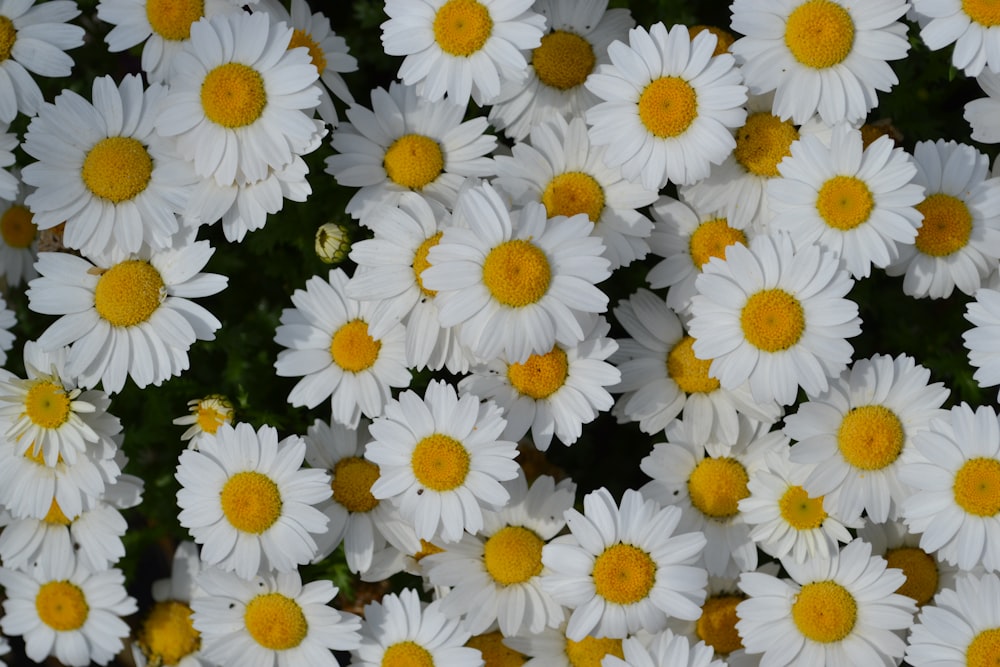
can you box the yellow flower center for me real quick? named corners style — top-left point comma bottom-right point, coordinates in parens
top-left (36, 581), bottom-right (89, 632)
top-left (0, 204), bottom-right (36, 248)
top-left (413, 539), bottom-right (444, 561)
top-left (740, 288), bottom-right (806, 352)
top-left (734, 112), bottom-right (800, 178)
top-left (914, 193), bottom-right (973, 257)
top-left (885, 547), bottom-right (938, 607)
top-left (383, 134), bottom-right (445, 190)
top-left (696, 594), bottom-right (745, 656)
top-left (638, 76), bottom-right (698, 139)
top-left (592, 543), bottom-right (657, 605)
top-left (532, 30), bottom-right (596, 90)
top-left (411, 433), bottom-right (470, 492)
top-left (0, 16), bottom-right (16, 61)
top-left (953, 457), bottom-right (1000, 517)
top-left (194, 396), bottom-right (232, 435)
top-left (201, 63), bottom-right (267, 129)
top-left (433, 0), bottom-right (492, 57)
top-left (146, 0), bottom-right (204, 41)
top-left (836, 405), bottom-right (905, 471)
top-left (94, 260), bottom-right (165, 327)
top-left (219, 471), bottom-right (283, 534)
top-left (467, 631), bottom-right (527, 666)
top-left (329, 319), bottom-right (381, 373)
top-left (244, 593), bottom-right (308, 651)
top-left (688, 456), bottom-right (750, 519)
top-left (791, 580), bottom-right (857, 643)
top-left (43, 498), bottom-right (73, 526)
top-left (689, 218), bottom-right (747, 269)
top-left (289, 28), bottom-right (327, 74)
top-left (564, 636), bottom-right (624, 667)
top-left (690, 25), bottom-right (736, 56)
top-left (816, 175), bottom-right (874, 231)
top-left (507, 346), bottom-right (569, 400)
top-left (24, 380), bottom-right (72, 430)
top-left (81, 136), bottom-right (153, 204)
top-left (541, 172), bottom-right (605, 222)
top-left (964, 0), bottom-right (1000, 27)
top-left (384, 640), bottom-right (435, 667)
top-left (137, 600), bottom-right (201, 666)
top-left (483, 525), bottom-right (545, 586)
top-left (779, 485), bottom-right (827, 530)
top-left (784, 0), bottom-right (855, 69)
top-left (414, 231), bottom-right (444, 297)
top-left (482, 239), bottom-right (551, 308)
top-left (667, 335), bottom-right (721, 394)
top-left (331, 456), bottom-right (380, 513)
top-left (967, 628), bottom-right (1000, 667)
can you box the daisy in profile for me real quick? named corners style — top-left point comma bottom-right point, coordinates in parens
top-left (964, 286), bottom-right (1000, 399)
top-left (857, 519), bottom-right (957, 608)
top-left (586, 22), bottom-right (747, 189)
top-left (0, 185), bottom-right (39, 287)
top-left (541, 487), bottom-right (708, 641)
top-left (688, 233), bottom-right (862, 406)
top-left (886, 139), bottom-right (1000, 298)
top-left (381, 0), bottom-right (545, 107)
top-left (365, 379), bottom-right (520, 543)
top-left (730, 0), bottom-right (911, 125)
top-left (172, 394), bottom-right (234, 447)
top-left (26, 241), bottom-right (228, 394)
top-left (912, 0), bottom-right (1000, 76)
top-left (503, 622), bottom-right (626, 666)
top-left (422, 182), bottom-right (610, 364)
top-left (273, 268), bottom-right (410, 428)
top-left (193, 568), bottom-right (361, 666)
top-left (325, 81), bottom-right (496, 220)
top-left (603, 630), bottom-right (726, 667)
top-left (176, 422), bottom-right (332, 579)
top-left (487, 0), bottom-right (634, 141)
top-left (905, 573), bottom-right (1000, 665)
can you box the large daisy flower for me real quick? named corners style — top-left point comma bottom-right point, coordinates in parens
top-left (964, 286), bottom-right (1000, 400)
top-left (380, 0), bottom-right (546, 107)
top-left (730, 0), bottom-right (911, 125)
top-left (585, 22), bottom-right (747, 190)
top-left (912, 0), bottom-right (1000, 76)
top-left (906, 573), bottom-right (1000, 665)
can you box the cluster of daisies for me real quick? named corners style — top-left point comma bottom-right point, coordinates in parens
top-left (0, 0), bottom-right (998, 665)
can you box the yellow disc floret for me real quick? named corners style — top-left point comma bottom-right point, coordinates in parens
top-left (331, 456), bottom-right (381, 513)
top-left (964, 0), bottom-right (1000, 27)
top-left (564, 636), bottom-right (624, 667)
top-left (967, 627), bottom-right (1000, 667)
top-left (668, 336), bottom-right (721, 394)
top-left (816, 175), bottom-right (875, 231)
top-left (383, 134), bottom-right (445, 190)
top-left (244, 593), bottom-right (308, 651)
top-left (0, 16), bottom-right (16, 61)
top-left (289, 28), bottom-right (327, 74)
top-left (43, 498), bottom-right (73, 526)
top-left (146, 0), bottom-right (204, 41)
top-left (81, 136), bottom-right (153, 204)
top-left (414, 231), bottom-right (444, 297)
top-left (25, 380), bottom-right (72, 429)
top-left (696, 594), bottom-right (745, 656)
top-left (740, 288), bottom-right (806, 352)
top-left (688, 456), bottom-right (750, 519)
top-left (914, 193), bottom-right (973, 257)
top-left (784, 0), bottom-right (856, 69)
top-left (220, 471), bottom-right (283, 534)
top-left (507, 346), bottom-right (569, 400)
top-left (137, 599), bottom-right (201, 666)
top-left (884, 547), bottom-right (938, 606)
top-left (779, 485), bottom-right (827, 530)
top-left (532, 30), bottom-right (596, 90)
top-left (734, 113), bottom-right (799, 178)
top-left (791, 580), bottom-right (857, 643)
top-left (36, 581), bottom-right (89, 632)
top-left (689, 218), bottom-right (747, 269)
top-left (592, 543), bottom-right (657, 605)
top-left (201, 63), bottom-right (267, 128)
top-left (638, 76), bottom-right (698, 139)
top-left (94, 260), bottom-right (166, 327)
top-left (482, 239), bottom-right (551, 307)
top-left (953, 457), bottom-right (1000, 517)
top-left (330, 319), bottom-right (381, 373)
top-left (411, 433), bottom-right (470, 491)
top-left (541, 172), bottom-right (605, 222)
top-left (0, 204), bottom-right (36, 248)
top-left (483, 525), bottom-right (545, 585)
top-left (467, 631), bottom-right (527, 666)
top-left (837, 405), bottom-right (905, 470)
top-left (433, 0), bottom-right (493, 57)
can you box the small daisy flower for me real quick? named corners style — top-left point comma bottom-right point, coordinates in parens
top-left (541, 487), bottom-right (708, 641)
top-left (857, 518), bottom-right (959, 608)
top-left (503, 622), bottom-right (626, 666)
top-left (172, 394), bottom-right (235, 447)
top-left (736, 539), bottom-right (916, 666)
top-left (912, 0), bottom-right (1000, 76)
top-left (0, 183), bottom-right (40, 288)
top-left (325, 81), bottom-right (496, 220)
top-left (193, 567), bottom-right (361, 666)
top-left (688, 232), bottom-right (862, 406)
top-left (964, 286), bottom-right (1000, 400)
top-left (603, 630), bottom-right (726, 667)
top-left (365, 379), bottom-right (520, 543)
top-left (585, 22), bottom-right (747, 189)
top-left (886, 139), bottom-right (1000, 298)
top-left (731, 0), bottom-right (911, 125)
top-left (381, 0), bottom-right (546, 107)
top-left (905, 572), bottom-right (1000, 665)
top-left (175, 422), bottom-right (332, 579)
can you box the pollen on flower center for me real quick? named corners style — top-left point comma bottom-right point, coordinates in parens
top-left (541, 172), bottom-right (606, 222)
top-left (467, 631), bottom-right (527, 666)
top-left (914, 193), bottom-right (973, 257)
top-left (383, 134), bottom-right (445, 190)
top-left (532, 30), bottom-right (596, 90)
top-left (689, 218), bottom-right (747, 269)
top-left (967, 628), bottom-right (1000, 667)
top-left (0, 204), bottom-right (36, 248)
top-left (25, 380), bottom-right (72, 429)
top-left (36, 580), bottom-right (89, 632)
top-left (953, 457), bottom-right (1000, 517)
top-left (784, 0), bottom-right (856, 69)
top-left (816, 175), bottom-right (874, 231)
top-left (43, 498), bottom-right (74, 526)
top-left (383, 640), bottom-right (435, 667)
top-left (668, 336), bottom-right (721, 394)
top-left (201, 62), bottom-right (267, 129)
top-left (696, 594), bottom-right (745, 656)
top-left (592, 543), bottom-right (657, 605)
top-left (564, 636), bottom-right (624, 666)
top-left (411, 433), bottom-right (470, 491)
top-left (433, 0), bottom-right (493, 57)
top-left (220, 471), bottom-right (283, 534)
top-left (779, 485), bottom-right (827, 530)
top-left (289, 28), bottom-right (327, 74)
top-left (146, 0), bottom-right (204, 41)
top-left (885, 547), bottom-right (938, 606)
top-left (791, 580), bottom-right (857, 643)
top-left (688, 456), bottom-right (750, 519)
top-left (963, 0), bottom-right (1000, 28)
top-left (94, 260), bottom-right (165, 327)
top-left (331, 456), bottom-right (380, 513)
top-left (638, 76), bottom-right (698, 139)
top-left (507, 346), bottom-right (569, 399)
top-left (330, 319), bottom-right (381, 372)
top-left (0, 16), bottom-right (16, 61)
top-left (734, 112), bottom-right (800, 177)
top-left (837, 405), bottom-right (905, 471)
top-left (81, 136), bottom-right (153, 204)
top-left (740, 288), bottom-right (806, 352)
top-left (137, 599), bottom-right (201, 665)
top-left (244, 593), bottom-right (308, 651)
top-left (414, 231), bottom-right (444, 297)
top-left (482, 239), bottom-right (551, 308)
top-left (483, 525), bottom-right (545, 585)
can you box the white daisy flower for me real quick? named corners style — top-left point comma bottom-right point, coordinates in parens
top-left (175, 422), bottom-right (332, 579)
top-left (688, 232), bottom-right (862, 406)
top-left (421, 182), bottom-right (610, 364)
top-left (905, 572), bottom-right (1000, 665)
top-left (603, 630), bottom-right (726, 667)
top-left (585, 22), bottom-right (747, 190)
top-left (27, 241), bottom-right (227, 394)
top-left (0, 182), bottom-right (39, 288)
top-left (0, 295), bottom-right (15, 367)
top-left (541, 487), bottom-right (708, 641)
top-left (325, 81), bottom-right (496, 220)
top-left (0, 121), bottom-right (17, 201)
top-left (492, 115), bottom-right (658, 271)
top-left (886, 139), bottom-right (1000, 298)
top-left (964, 286), bottom-right (1000, 400)
top-left (966, 68), bottom-right (1000, 142)
top-left (365, 379), bottom-right (520, 543)
top-left (487, 0), bottom-right (634, 141)
top-left (273, 267), bottom-right (411, 428)
top-left (503, 622), bottom-right (626, 666)
top-left (193, 567), bottom-right (361, 666)
top-left (736, 539), bottom-right (916, 666)
top-left (381, 0), bottom-right (546, 107)
top-left (730, 0), bottom-right (911, 125)
top-left (912, 0), bottom-right (1000, 76)
top-left (172, 394), bottom-right (234, 447)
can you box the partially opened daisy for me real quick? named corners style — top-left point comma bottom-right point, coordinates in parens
top-left (585, 22), bottom-right (747, 189)
top-left (964, 286), bottom-right (1000, 400)
top-left (381, 0), bottom-right (546, 106)
top-left (730, 0), bottom-right (911, 125)
top-left (912, 0), bottom-right (1000, 76)
top-left (0, 184), bottom-right (39, 287)
top-left (906, 573), bottom-right (1000, 665)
